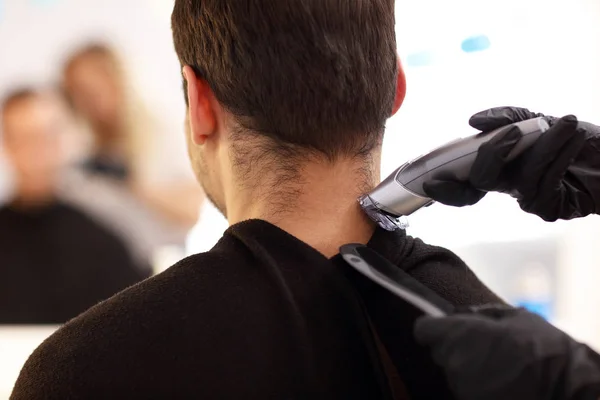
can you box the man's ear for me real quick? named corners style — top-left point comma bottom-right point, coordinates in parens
top-left (183, 65), bottom-right (217, 146)
top-left (391, 58), bottom-right (407, 116)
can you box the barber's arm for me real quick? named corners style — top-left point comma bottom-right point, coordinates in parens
top-left (423, 107), bottom-right (600, 221)
top-left (415, 109), bottom-right (600, 400)
top-left (415, 306), bottom-right (600, 400)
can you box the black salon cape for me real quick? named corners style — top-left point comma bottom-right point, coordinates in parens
top-left (11, 219), bottom-right (501, 400)
top-left (0, 202), bottom-right (149, 324)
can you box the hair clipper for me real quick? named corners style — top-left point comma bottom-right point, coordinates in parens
top-left (360, 117), bottom-right (550, 231)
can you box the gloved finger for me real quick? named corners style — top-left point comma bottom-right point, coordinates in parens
top-left (414, 314), bottom-right (495, 347)
top-left (416, 305), bottom-right (521, 346)
top-left (415, 314), bottom-right (510, 376)
top-left (462, 304), bottom-right (521, 319)
top-left (516, 115), bottom-right (580, 199)
top-left (539, 127), bottom-right (586, 193)
top-left (469, 125), bottom-right (523, 190)
top-left (520, 127), bottom-right (587, 221)
top-left (422, 180), bottom-right (486, 206)
top-left (575, 121), bottom-right (600, 138)
top-left (469, 106), bottom-right (544, 132)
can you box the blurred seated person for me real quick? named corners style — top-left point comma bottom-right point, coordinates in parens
top-left (0, 88), bottom-right (149, 325)
top-left (62, 43), bottom-right (202, 233)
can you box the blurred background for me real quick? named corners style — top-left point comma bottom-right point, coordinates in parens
top-left (0, 0), bottom-right (599, 397)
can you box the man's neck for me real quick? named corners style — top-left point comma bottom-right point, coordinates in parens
top-left (227, 158), bottom-right (380, 258)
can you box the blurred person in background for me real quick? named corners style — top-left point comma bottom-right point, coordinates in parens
top-left (62, 43), bottom-right (203, 236)
top-left (0, 88), bottom-right (149, 325)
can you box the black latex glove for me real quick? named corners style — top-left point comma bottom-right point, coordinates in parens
top-left (415, 306), bottom-right (600, 400)
top-left (423, 107), bottom-right (600, 221)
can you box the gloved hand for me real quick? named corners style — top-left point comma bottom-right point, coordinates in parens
top-left (423, 107), bottom-right (600, 221)
top-left (415, 305), bottom-right (600, 400)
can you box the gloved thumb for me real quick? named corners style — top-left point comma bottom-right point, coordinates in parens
top-left (414, 316), bottom-right (452, 346)
top-left (469, 107), bottom-right (545, 132)
top-left (414, 314), bottom-right (490, 347)
top-left (423, 180), bottom-right (486, 207)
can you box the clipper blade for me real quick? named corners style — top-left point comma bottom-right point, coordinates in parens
top-left (359, 195), bottom-right (409, 231)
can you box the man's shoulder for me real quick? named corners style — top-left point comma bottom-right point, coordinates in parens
top-left (11, 249), bottom-right (240, 398)
top-left (43, 248), bottom-right (234, 337)
top-left (368, 228), bottom-right (503, 306)
top-left (368, 227), bottom-right (465, 269)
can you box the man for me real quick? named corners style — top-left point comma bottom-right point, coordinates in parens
top-left (11, 2), bottom-right (501, 399)
top-left (0, 89), bottom-right (148, 324)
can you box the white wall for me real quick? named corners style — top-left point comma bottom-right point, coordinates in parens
top-left (0, 0), bottom-right (232, 249)
top-left (390, 0), bottom-right (600, 247)
top-left (0, 0), bottom-right (189, 195)
top-left (0, 0), bottom-right (180, 108)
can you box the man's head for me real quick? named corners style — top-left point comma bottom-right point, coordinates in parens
top-left (172, 0), bottom-right (406, 218)
top-left (1, 89), bottom-right (69, 203)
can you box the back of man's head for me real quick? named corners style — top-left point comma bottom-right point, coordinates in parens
top-left (172, 0), bottom-right (399, 160)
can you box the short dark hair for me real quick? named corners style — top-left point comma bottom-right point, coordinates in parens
top-left (171, 0), bottom-right (397, 160)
